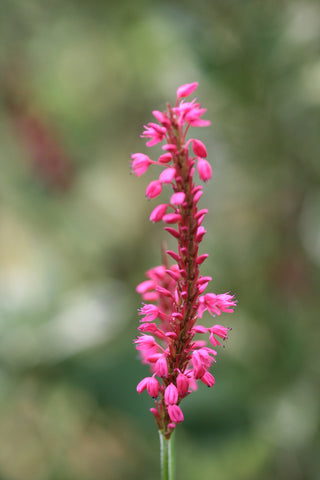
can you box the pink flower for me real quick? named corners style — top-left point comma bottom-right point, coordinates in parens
top-left (197, 158), bottom-right (212, 181)
top-left (210, 325), bottom-right (230, 338)
top-left (176, 82), bottom-right (198, 99)
top-left (132, 83), bottom-right (236, 438)
top-left (137, 376), bottom-right (160, 398)
top-left (208, 325), bottom-right (230, 346)
top-left (139, 304), bottom-right (160, 322)
top-left (152, 110), bottom-right (171, 128)
top-left (186, 106), bottom-right (211, 127)
top-left (141, 123), bottom-right (167, 147)
top-left (134, 335), bottom-right (158, 350)
top-left (198, 293), bottom-right (236, 318)
top-left (131, 153), bottom-right (152, 176)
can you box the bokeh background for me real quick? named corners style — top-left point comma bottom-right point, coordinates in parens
top-left (1, 0), bottom-right (320, 479)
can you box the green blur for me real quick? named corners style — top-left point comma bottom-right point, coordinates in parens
top-left (0, 0), bottom-right (319, 479)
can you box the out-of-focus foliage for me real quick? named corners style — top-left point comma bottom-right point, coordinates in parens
top-left (0, 0), bottom-right (319, 479)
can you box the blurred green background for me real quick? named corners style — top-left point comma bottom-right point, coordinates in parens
top-left (0, 0), bottom-right (320, 479)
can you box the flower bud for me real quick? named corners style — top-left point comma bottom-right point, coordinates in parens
top-left (192, 139), bottom-right (207, 158)
top-left (164, 383), bottom-right (178, 405)
top-left (176, 82), bottom-right (198, 99)
top-left (146, 180), bottom-right (162, 199)
top-left (147, 376), bottom-right (160, 398)
top-left (197, 158), bottom-right (212, 181)
top-left (168, 404), bottom-right (184, 423)
top-left (150, 204), bottom-right (168, 222)
top-left (177, 373), bottom-right (189, 396)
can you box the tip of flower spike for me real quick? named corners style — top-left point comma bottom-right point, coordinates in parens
top-left (176, 82), bottom-right (199, 99)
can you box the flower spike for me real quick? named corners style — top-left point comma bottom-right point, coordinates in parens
top-left (132, 83), bottom-right (236, 439)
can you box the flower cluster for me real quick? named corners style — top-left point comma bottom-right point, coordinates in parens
top-left (132, 82), bottom-right (236, 439)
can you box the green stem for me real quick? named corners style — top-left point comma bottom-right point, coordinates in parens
top-left (159, 431), bottom-right (175, 480)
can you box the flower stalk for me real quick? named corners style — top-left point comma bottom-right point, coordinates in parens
top-left (159, 430), bottom-right (175, 480)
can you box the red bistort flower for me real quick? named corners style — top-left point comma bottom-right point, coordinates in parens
top-left (132, 83), bottom-right (236, 439)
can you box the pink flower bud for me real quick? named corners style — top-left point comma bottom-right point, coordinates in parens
top-left (194, 190), bottom-right (203, 203)
top-left (176, 82), bottom-right (198, 99)
top-left (162, 144), bottom-right (177, 153)
top-left (192, 139), bottom-right (207, 158)
top-left (149, 204), bottom-right (168, 222)
top-left (197, 159), bottom-right (212, 181)
top-left (168, 422), bottom-right (176, 429)
top-left (150, 407), bottom-right (159, 418)
top-left (155, 356), bottom-right (168, 377)
top-left (197, 276), bottom-right (212, 285)
top-left (146, 180), bottom-right (162, 199)
top-left (159, 167), bottom-right (176, 183)
top-left (177, 373), bottom-right (189, 396)
top-left (164, 227), bottom-right (180, 239)
top-left (163, 213), bottom-right (182, 224)
top-left (165, 268), bottom-right (180, 281)
top-left (168, 404), bottom-right (184, 423)
top-left (166, 250), bottom-right (180, 262)
top-left (141, 292), bottom-right (158, 301)
top-left (159, 153), bottom-right (172, 163)
top-left (155, 285), bottom-right (172, 297)
top-left (136, 280), bottom-right (154, 294)
top-left (147, 376), bottom-right (160, 398)
top-left (170, 192), bottom-right (186, 205)
top-left (195, 209), bottom-right (209, 220)
top-left (196, 254), bottom-right (209, 264)
top-left (201, 371), bottom-right (215, 387)
top-left (195, 226), bottom-right (207, 242)
top-left (165, 383), bottom-right (179, 405)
